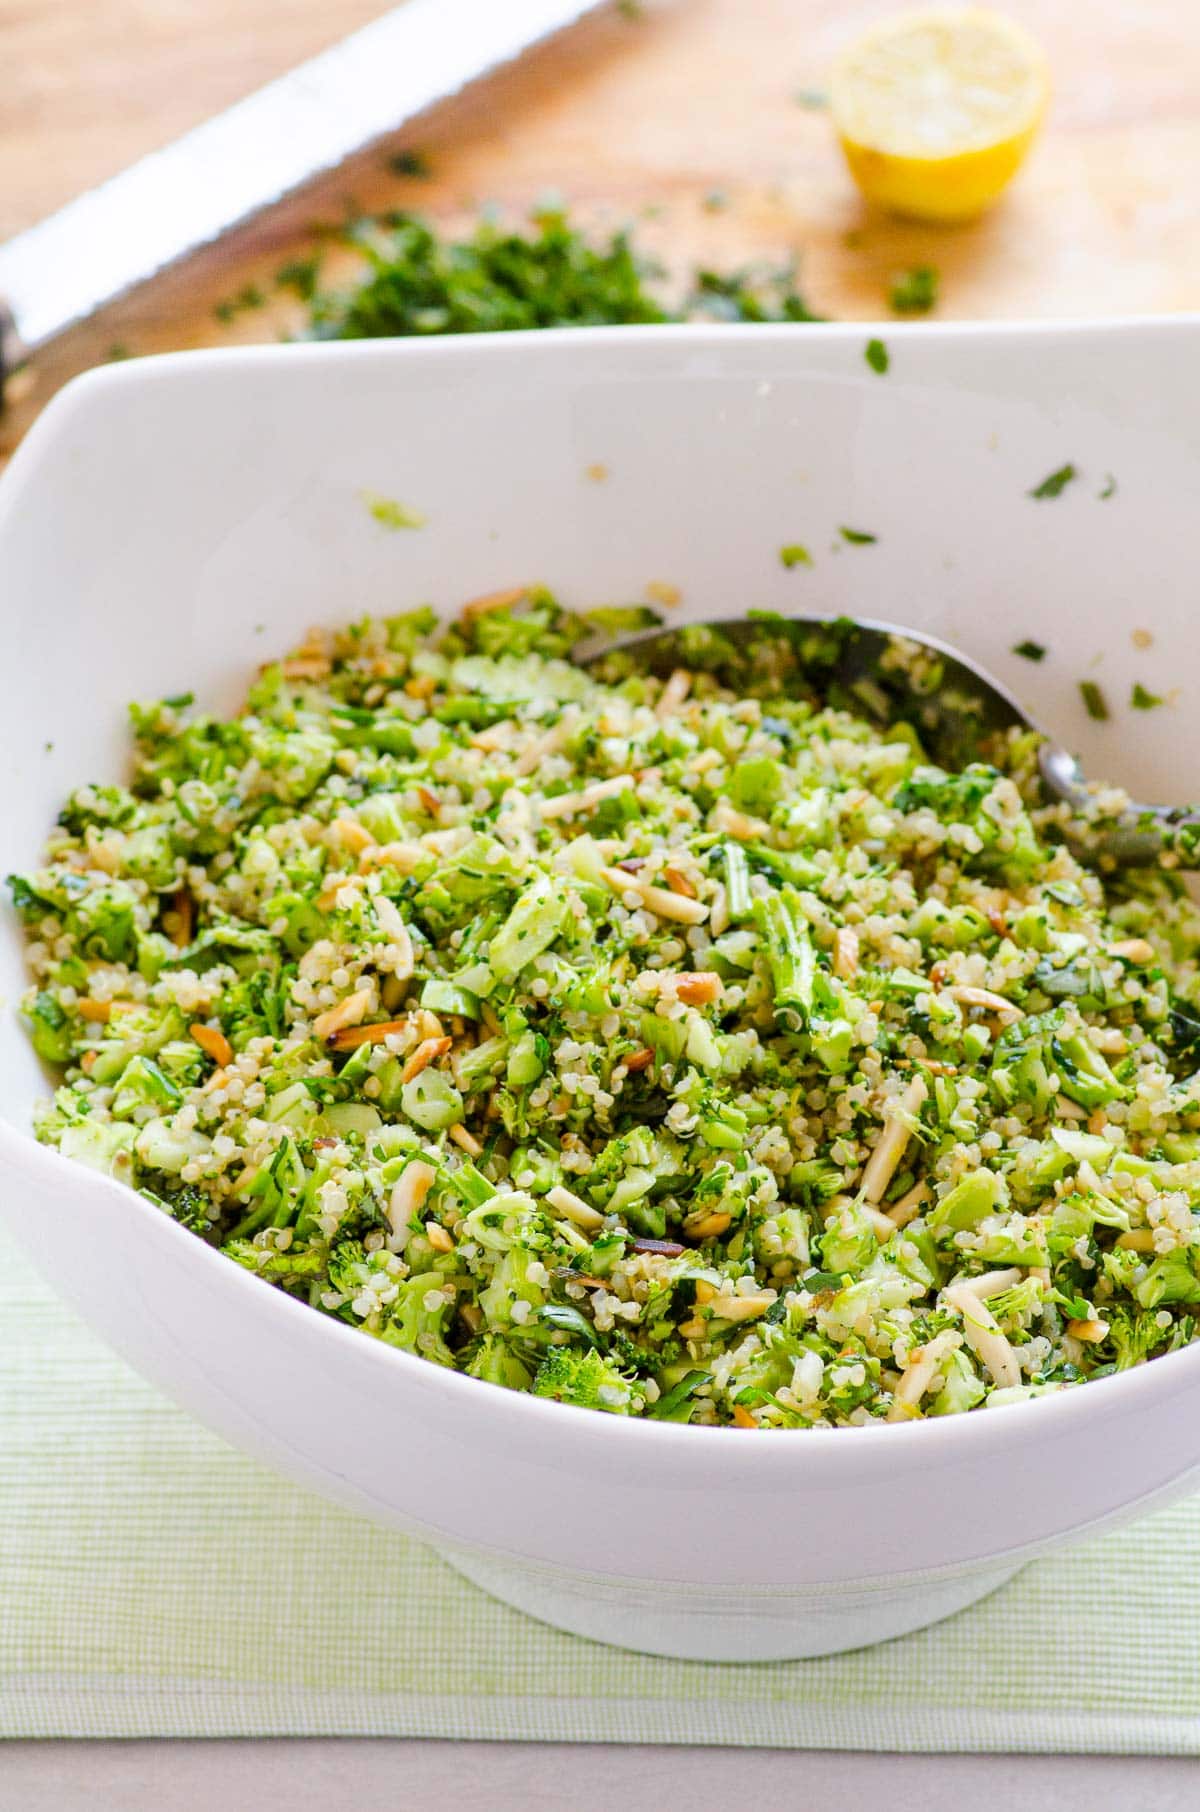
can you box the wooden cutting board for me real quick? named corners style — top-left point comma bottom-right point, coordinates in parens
top-left (4, 0), bottom-right (1200, 464)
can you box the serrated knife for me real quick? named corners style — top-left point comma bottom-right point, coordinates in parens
top-left (0, 0), bottom-right (609, 384)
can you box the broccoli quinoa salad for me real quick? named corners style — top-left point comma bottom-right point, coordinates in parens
top-left (12, 593), bottom-right (1200, 1429)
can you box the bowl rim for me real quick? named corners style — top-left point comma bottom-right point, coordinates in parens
top-left (5, 318), bottom-right (1200, 1481)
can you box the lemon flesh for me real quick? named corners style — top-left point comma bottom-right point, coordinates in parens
top-left (831, 9), bottom-right (1049, 223)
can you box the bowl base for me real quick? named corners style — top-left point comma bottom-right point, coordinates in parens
top-left (440, 1548), bottom-right (1024, 1662)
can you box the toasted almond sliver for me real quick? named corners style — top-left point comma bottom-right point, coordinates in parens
top-left (885, 1180), bottom-right (929, 1229)
top-left (947, 985), bottom-right (1023, 1018)
top-left (358, 841), bottom-right (427, 876)
top-left (191, 1023), bottom-right (234, 1068)
top-left (833, 926), bottom-right (860, 980)
top-left (1115, 1229), bottom-right (1156, 1252)
top-left (711, 799), bottom-right (771, 842)
top-left (1107, 938), bottom-right (1156, 965)
top-left (281, 656), bottom-right (332, 680)
top-left (331, 816), bottom-right (374, 854)
top-left (415, 785), bottom-right (441, 819)
top-left (327, 1017), bottom-right (407, 1053)
top-left (461, 585), bottom-right (529, 619)
top-left (861, 1076), bottom-right (927, 1204)
top-left (678, 1318), bottom-right (708, 1340)
top-left (425, 1223), bottom-right (455, 1254)
top-left (399, 1035), bottom-right (454, 1084)
top-left (684, 1210), bottom-right (731, 1241)
top-left (448, 1124), bottom-right (483, 1157)
top-left (710, 1292), bottom-right (776, 1323)
top-left (956, 1267), bottom-right (1022, 1300)
top-left (655, 668), bottom-right (692, 720)
top-left (731, 1404), bottom-right (758, 1429)
top-left (386, 1160), bottom-right (437, 1251)
top-left (1067, 1316), bottom-right (1110, 1343)
top-left (405, 674), bottom-right (437, 700)
top-left (887, 1330), bottom-right (959, 1423)
top-left (865, 1205), bottom-right (898, 1242)
top-left (77, 998), bottom-right (113, 1023)
top-left (645, 580), bottom-right (682, 608)
top-left (944, 1282), bottom-right (1022, 1390)
top-left (675, 972), bottom-right (723, 1007)
top-left (663, 865), bottom-right (698, 900)
top-left (600, 865), bottom-right (708, 926)
top-left (538, 775), bottom-right (633, 821)
top-left (545, 1184), bottom-right (605, 1231)
top-left (623, 1047), bottom-right (655, 1074)
top-left (313, 988), bottom-right (373, 1044)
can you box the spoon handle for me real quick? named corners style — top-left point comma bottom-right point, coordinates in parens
top-left (1039, 743), bottom-right (1200, 868)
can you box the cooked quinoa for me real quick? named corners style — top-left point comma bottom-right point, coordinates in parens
top-left (12, 594), bottom-right (1200, 1427)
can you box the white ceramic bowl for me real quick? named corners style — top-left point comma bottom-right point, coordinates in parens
top-left (4, 323), bottom-right (1200, 1663)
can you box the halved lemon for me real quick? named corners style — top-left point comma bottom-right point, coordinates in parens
top-left (831, 9), bottom-right (1049, 223)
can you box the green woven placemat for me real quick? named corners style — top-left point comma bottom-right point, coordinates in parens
top-left (1, 1223), bottom-right (1196, 1751)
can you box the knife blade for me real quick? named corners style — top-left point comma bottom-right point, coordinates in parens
top-left (0, 0), bottom-right (608, 378)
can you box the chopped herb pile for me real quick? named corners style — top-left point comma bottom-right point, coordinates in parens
top-left (888, 266), bottom-right (939, 315)
top-left (838, 526), bottom-right (877, 545)
top-left (275, 207), bottom-right (823, 341)
top-left (864, 338), bottom-right (889, 375)
top-left (779, 544), bottom-right (813, 569)
top-left (1013, 641), bottom-right (1047, 663)
top-left (1131, 683), bottom-right (1164, 712)
top-left (16, 599), bottom-right (1200, 1428)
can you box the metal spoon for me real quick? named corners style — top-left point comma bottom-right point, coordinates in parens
top-left (577, 613), bottom-right (1199, 869)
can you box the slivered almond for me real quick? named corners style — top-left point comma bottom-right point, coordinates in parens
top-left (1116, 1229), bottom-right (1156, 1252)
top-left (685, 1210), bottom-right (732, 1241)
top-left (80, 1050), bottom-right (97, 1073)
top-left (545, 1184), bottom-right (605, 1231)
top-left (886, 1330), bottom-right (959, 1423)
top-left (359, 841), bottom-right (426, 875)
top-left (885, 1181), bottom-right (929, 1228)
top-left (425, 1223), bottom-right (455, 1254)
top-left (678, 1318), bottom-right (708, 1340)
top-left (623, 1047), bottom-right (655, 1073)
top-left (710, 1293), bottom-right (776, 1323)
top-left (77, 999), bottom-right (112, 1024)
top-left (449, 1124), bottom-right (483, 1157)
top-left (281, 656), bottom-right (332, 680)
top-left (171, 889), bottom-right (193, 950)
top-left (711, 799), bottom-right (770, 842)
top-left (947, 985), bottom-right (1023, 1018)
top-left (538, 775), bottom-right (633, 820)
top-left (415, 1009), bottom-right (445, 1042)
top-left (331, 816), bottom-right (374, 854)
top-left (731, 1404), bottom-right (758, 1429)
top-left (645, 580), bottom-right (682, 608)
top-left (191, 1023), bottom-right (234, 1068)
top-left (663, 866), bottom-right (697, 899)
top-left (386, 1160), bottom-right (437, 1250)
top-left (833, 926), bottom-right (860, 979)
top-left (861, 1076), bottom-right (927, 1205)
top-left (957, 1268), bottom-right (1022, 1300)
top-left (405, 674), bottom-right (437, 700)
top-left (865, 1205), bottom-right (898, 1241)
top-left (675, 972), bottom-right (723, 1007)
top-left (600, 865), bottom-right (708, 926)
top-left (1107, 938), bottom-right (1156, 965)
top-left (313, 988), bottom-right (373, 1044)
top-left (461, 585), bottom-right (529, 619)
top-left (458, 1302), bottom-right (484, 1335)
top-left (399, 1035), bottom-right (453, 1083)
top-left (655, 668), bottom-right (692, 720)
top-left (944, 1282), bottom-right (1021, 1390)
top-left (416, 785), bottom-right (441, 818)
top-left (1067, 1317), bottom-right (1110, 1343)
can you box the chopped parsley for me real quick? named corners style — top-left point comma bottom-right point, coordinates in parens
top-left (1080, 680), bottom-right (1110, 722)
top-left (838, 527), bottom-right (877, 545)
top-left (1012, 640), bottom-right (1047, 662)
top-left (779, 544), bottom-right (813, 569)
top-left (793, 88), bottom-right (828, 109)
top-left (1131, 682), bottom-right (1164, 711)
top-left (1099, 474), bottom-right (1118, 500)
top-left (213, 283), bottom-right (265, 325)
top-left (275, 257), bottom-right (321, 302)
top-left (864, 338), bottom-right (889, 375)
top-left (888, 266), bottom-right (938, 315)
top-left (289, 207), bottom-right (822, 340)
top-left (364, 494), bottom-right (427, 531)
top-left (1029, 464), bottom-right (1078, 500)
